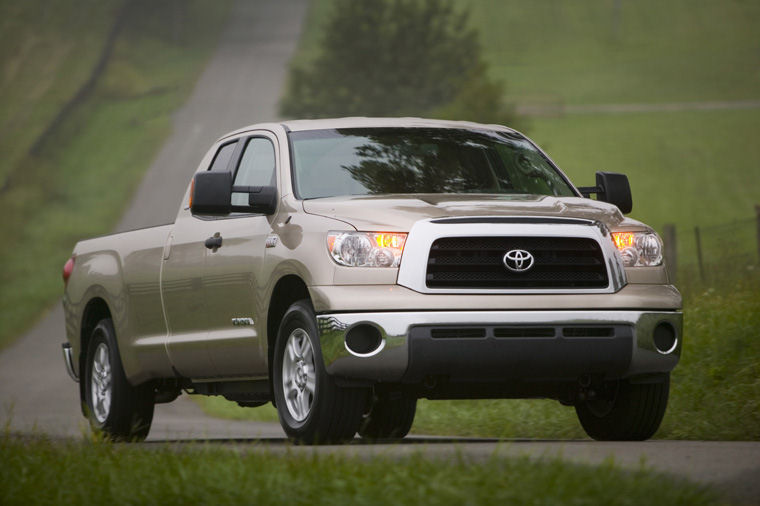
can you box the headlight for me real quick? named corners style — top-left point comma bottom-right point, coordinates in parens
top-left (611, 231), bottom-right (663, 267)
top-left (327, 231), bottom-right (407, 267)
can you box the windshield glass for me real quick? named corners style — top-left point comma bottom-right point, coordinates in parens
top-left (289, 127), bottom-right (576, 199)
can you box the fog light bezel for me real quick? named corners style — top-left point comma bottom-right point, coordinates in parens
top-left (653, 321), bottom-right (678, 355)
top-left (344, 323), bottom-right (385, 357)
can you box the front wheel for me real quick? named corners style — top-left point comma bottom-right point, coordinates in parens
top-left (359, 391), bottom-right (417, 440)
top-left (575, 375), bottom-right (670, 441)
top-left (272, 300), bottom-right (367, 444)
top-left (84, 318), bottom-right (154, 441)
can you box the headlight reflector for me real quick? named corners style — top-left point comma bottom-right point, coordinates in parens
top-left (611, 231), bottom-right (663, 267)
top-left (328, 232), bottom-right (407, 267)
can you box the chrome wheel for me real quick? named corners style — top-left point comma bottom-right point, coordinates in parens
top-left (90, 342), bottom-right (112, 424)
top-left (281, 328), bottom-right (316, 422)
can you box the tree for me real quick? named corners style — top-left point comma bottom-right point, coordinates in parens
top-left (279, 0), bottom-right (517, 127)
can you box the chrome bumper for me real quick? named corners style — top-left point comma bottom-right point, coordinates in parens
top-left (62, 342), bottom-right (79, 382)
top-left (317, 310), bottom-right (682, 382)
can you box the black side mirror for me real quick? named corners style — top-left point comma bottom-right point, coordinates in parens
top-left (190, 172), bottom-right (278, 216)
top-left (578, 171), bottom-right (633, 214)
top-left (242, 185), bottom-right (278, 215)
top-left (191, 171), bottom-right (231, 215)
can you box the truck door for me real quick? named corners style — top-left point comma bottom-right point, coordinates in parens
top-left (161, 140), bottom-right (240, 378)
top-left (201, 133), bottom-right (278, 377)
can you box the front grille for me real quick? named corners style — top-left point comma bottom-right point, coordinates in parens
top-left (426, 236), bottom-right (608, 289)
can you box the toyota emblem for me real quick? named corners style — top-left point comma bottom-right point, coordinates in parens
top-left (503, 249), bottom-right (534, 272)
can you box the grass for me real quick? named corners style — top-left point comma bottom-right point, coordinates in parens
top-left (0, 434), bottom-right (719, 506)
top-left (196, 271), bottom-right (760, 441)
top-left (0, 0), bottom-right (121, 186)
top-left (467, 0), bottom-right (760, 106)
top-left (527, 108), bottom-right (760, 266)
top-left (0, 1), bottom-right (232, 348)
top-left (291, 0), bottom-right (760, 242)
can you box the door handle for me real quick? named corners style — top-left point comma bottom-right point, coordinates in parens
top-left (204, 233), bottom-right (222, 251)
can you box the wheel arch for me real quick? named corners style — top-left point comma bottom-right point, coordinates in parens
top-left (266, 275), bottom-right (311, 391)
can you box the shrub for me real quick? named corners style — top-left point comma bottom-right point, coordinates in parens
top-left (280, 0), bottom-right (517, 127)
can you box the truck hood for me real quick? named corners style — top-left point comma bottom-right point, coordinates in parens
top-left (302, 194), bottom-right (634, 232)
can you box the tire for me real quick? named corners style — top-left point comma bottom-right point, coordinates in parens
top-left (575, 374), bottom-right (670, 441)
top-left (272, 300), bottom-right (367, 444)
top-left (84, 318), bottom-right (154, 441)
top-left (358, 391), bottom-right (417, 440)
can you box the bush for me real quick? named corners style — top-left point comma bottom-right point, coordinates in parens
top-left (280, 0), bottom-right (517, 126)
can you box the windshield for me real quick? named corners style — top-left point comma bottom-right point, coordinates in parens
top-left (289, 127), bottom-right (576, 199)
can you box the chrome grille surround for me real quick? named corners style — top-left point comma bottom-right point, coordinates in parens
top-left (397, 217), bottom-right (627, 294)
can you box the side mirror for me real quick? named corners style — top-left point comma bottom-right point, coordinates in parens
top-left (577, 171), bottom-right (633, 214)
top-left (242, 185), bottom-right (278, 215)
top-left (190, 173), bottom-right (278, 216)
top-left (191, 171), bottom-right (231, 215)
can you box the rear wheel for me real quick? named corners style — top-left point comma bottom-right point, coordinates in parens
top-left (273, 300), bottom-right (367, 444)
top-left (359, 391), bottom-right (416, 440)
top-left (575, 375), bottom-right (670, 441)
top-left (84, 318), bottom-right (154, 441)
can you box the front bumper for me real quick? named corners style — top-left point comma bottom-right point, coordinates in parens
top-left (317, 310), bottom-right (682, 383)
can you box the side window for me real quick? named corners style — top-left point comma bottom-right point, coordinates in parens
top-left (208, 141), bottom-right (237, 171)
top-left (232, 137), bottom-right (276, 206)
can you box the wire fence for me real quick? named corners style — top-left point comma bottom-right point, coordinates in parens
top-left (663, 206), bottom-right (760, 286)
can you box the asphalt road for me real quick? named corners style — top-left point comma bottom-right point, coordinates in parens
top-left (1, 1), bottom-right (758, 504)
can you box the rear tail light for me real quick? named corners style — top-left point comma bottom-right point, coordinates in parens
top-left (63, 256), bottom-right (75, 285)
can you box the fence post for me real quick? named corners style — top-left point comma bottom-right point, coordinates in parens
top-left (695, 226), bottom-right (705, 281)
top-left (756, 204), bottom-right (760, 263)
top-left (663, 224), bottom-right (677, 283)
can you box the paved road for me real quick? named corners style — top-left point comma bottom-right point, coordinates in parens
top-left (0, 0), bottom-right (306, 439)
top-left (1, 1), bottom-right (758, 504)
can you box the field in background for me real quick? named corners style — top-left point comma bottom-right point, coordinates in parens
top-left (0, 434), bottom-right (719, 506)
top-left (289, 0), bottom-right (760, 270)
top-left (0, 1), bottom-right (232, 348)
top-left (0, 1), bottom-right (119, 187)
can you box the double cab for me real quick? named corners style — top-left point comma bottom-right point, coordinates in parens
top-left (62, 118), bottom-right (682, 443)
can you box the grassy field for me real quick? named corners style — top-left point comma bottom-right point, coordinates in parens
top-left (0, 434), bottom-right (719, 506)
top-left (0, 0), bottom-right (120, 187)
top-left (289, 0), bottom-right (760, 255)
top-left (0, 1), bottom-right (232, 348)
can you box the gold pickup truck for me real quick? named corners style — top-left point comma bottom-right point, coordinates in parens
top-left (62, 118), bottom-right (682, 443)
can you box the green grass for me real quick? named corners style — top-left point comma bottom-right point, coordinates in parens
top-left (0, 1), bottom-right (232, 348)
top-left (293, 0), bottom-right (760, 105)
top-left (0, 0), bottom-right (121, 186)
top-left (528, 108), bottom-right (760, 264)
top-left (468, 0), bottom-right (760, 105)
top-left (0, 435), bottom-right (719, 506)
top-left (287, 0), bottom-right (760, 275)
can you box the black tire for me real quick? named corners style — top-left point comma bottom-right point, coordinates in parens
top-left (84, 318), bottom-right (154, 441)
top-left (359, 391), bottom-right (417, 440)
top-left (273, 300), bottom-right (368, 444)
top-left (575, 375), bottom-right (670, 441)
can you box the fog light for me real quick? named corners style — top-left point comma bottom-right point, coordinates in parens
top-left (653, 322), bottom-right (678, 354)
top-left (345, 324), bottom-right (383, 356)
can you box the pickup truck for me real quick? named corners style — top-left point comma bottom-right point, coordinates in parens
top-left (62, 117), bottom-right (682, 443)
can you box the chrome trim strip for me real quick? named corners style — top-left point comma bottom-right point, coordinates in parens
top-left (317, 310), bottom-right (682, 381)
top-left (62, 343), bottom-right (79, 383)
top-left (396, 218), bottom-right (627, 294)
